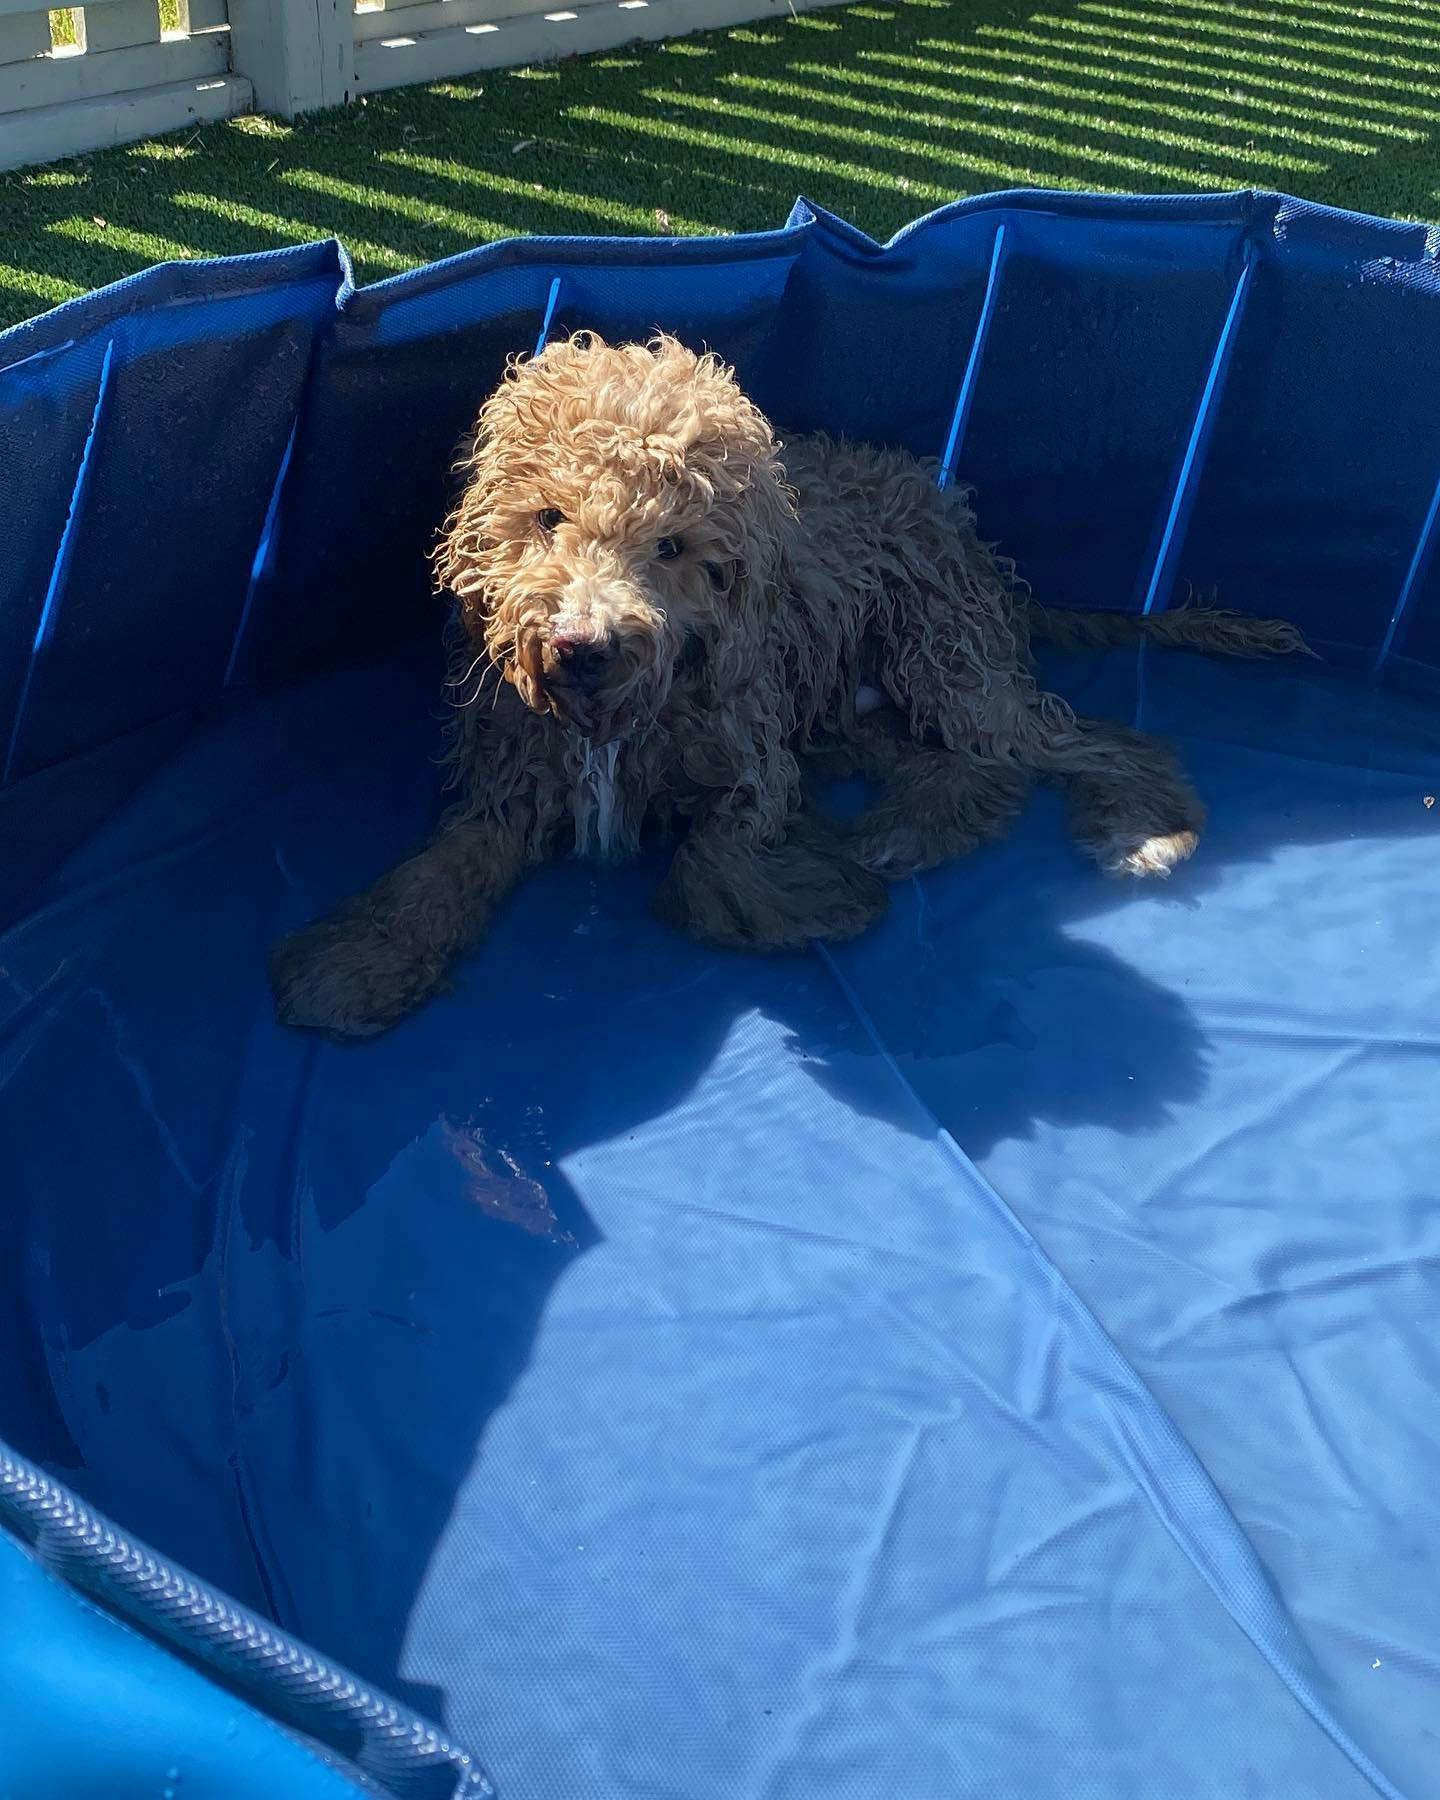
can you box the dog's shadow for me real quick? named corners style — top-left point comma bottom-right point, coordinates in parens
top-left (262, 816), bottom-right (1213, 1721)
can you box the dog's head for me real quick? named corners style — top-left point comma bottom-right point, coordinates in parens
top-left (436, 333), bottom-right (794, 742)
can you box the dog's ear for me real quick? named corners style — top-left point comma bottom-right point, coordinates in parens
top-left (433, 463), bottom-right (490, 622)
top-left (434, 336), bottom-right (596, 606)
top-left (432, 379), bottom-right (513, 615)
top-left (698, 458), bottom-right (797, 699)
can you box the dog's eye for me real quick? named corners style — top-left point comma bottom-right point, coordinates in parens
top-left (536, 508), bottom-right (565, 533)
top-left (655, 536), bottom-right (684, 562)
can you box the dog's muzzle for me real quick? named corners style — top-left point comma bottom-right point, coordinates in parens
top-left (515, 622), bottom-right (628, 738)
top-left (545, 628), bottom-right (615, 699)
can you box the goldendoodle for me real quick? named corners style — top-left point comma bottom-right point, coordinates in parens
top-left (271, 332), bottom-right (1306, 1037)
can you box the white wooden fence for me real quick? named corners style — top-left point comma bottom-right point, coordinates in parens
top-left (0, 0), bottom-right (827, 173)
top-left (0, 0), bottom-right (250, 170)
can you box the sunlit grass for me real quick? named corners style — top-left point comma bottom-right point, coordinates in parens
top-left (279, 165), bottom-right (516, 242)
top-left (46, 216), bottom-right (199, 261)
top-left (1293, 0), bottom-right (1440, 16)
top-left (836, 50), bottom-right (1401, 154)
top-left (50, 0), bottom-right (183, 47)
top-left (953, 28), bottom-right (1440, 126)
top-left (1020, 14), bottom-right (1440, 98)
top-left (0, 259), bottom-right (85, 312)
top-left (1208, 0), bottom-right (1440, 38)
top-left (652, 84), bottom-right (1257, 187)
top-left (722, 66), bottom-right (1329, 176)
top-left (1078, 1), bottom-right (1440, 67)
top-left (380, 148), bottom-right (710, 234)
top-left (575, 103), bottom-right (960, 198)
top-left (892, 41), bottom-right (1426, 140)
top-left (169, 191), bottom-right (415, 268)
top-left (48, 8), bottom-right (80, 49)
top-left (2, 0), bottom-right (1437, 333)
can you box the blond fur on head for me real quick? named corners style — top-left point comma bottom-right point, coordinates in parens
top-left (271, 331), bottom-right (1309, 1038)
top-left (434, 332), bottom-right (796, 748)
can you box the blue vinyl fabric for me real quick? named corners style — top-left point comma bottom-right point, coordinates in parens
top-left (1, 190), bottom-right (1438, 1798)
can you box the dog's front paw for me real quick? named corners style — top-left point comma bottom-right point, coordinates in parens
top-left (269, 916), bottom-right (444, 1039)
top-left (1108, 828), bottom-right (1199, 879)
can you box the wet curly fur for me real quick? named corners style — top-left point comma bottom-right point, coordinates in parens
top-left (271, 333), bottom-right (1309, 1038)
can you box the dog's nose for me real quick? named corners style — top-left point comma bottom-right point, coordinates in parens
top-left (547, 630), bottom-right (614, 694)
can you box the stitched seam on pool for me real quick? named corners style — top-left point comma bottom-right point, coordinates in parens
top-left (223, 279), bottom-right (339, 693)
top-left (1137, 239), bottom-right (1258, 619)
top-left (214, 1124), bottom-right (291, 1633)
top-left (225, 420), bottom-right (300, 691)
top-left (937, 221), bottom-right (1009, 492)
top-left (3, 338), bottom-right (115, 788)
top-left (810, 940), bottom-right (1405, 1800)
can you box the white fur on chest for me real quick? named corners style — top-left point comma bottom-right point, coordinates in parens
top-left (569, 736), bottom-right (630, 862)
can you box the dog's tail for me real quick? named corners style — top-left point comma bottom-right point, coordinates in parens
top-left (1020, 600), bottom-right (1314, 661)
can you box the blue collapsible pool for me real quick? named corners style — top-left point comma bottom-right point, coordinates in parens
top-left (1, 189), bottom-right (1438, 1800)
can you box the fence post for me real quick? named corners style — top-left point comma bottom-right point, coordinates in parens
top-left (227, 0), bottom-right (354, 116)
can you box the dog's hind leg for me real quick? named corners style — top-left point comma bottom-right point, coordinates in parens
top-left (1041, 718), bottom-right (1206, 878)
top-left (826, 731), bottom-right (1032, 880)
top-left (270, 815), bottom-right (534, 1037)
top-left (654, 802), bottom-right (888, 951)
top-left (856, 472), bottom-right (1073, 761)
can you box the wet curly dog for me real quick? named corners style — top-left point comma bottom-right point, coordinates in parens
top-left (271, 333), bottom-right (1306, 1038)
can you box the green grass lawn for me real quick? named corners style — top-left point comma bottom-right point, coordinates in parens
top-left (2, 0), bottom-right (1437, 331)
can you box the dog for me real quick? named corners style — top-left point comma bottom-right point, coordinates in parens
top-left (270, 333), bottom-right (1307, 1038)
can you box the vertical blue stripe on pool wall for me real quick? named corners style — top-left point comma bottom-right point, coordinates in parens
top-left (938, 224), bottom-right (1008, 491)
top-left (534, 277), bottom-right (564, 358)
top-left (225, 420), bottom-right (300, 689)
top-left (1139, 242), bottom-right (1257, 616)
top-left (3, 337), bottom-right (116, 786)
top-left (1374, 463), bottom-right (1440, 672)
